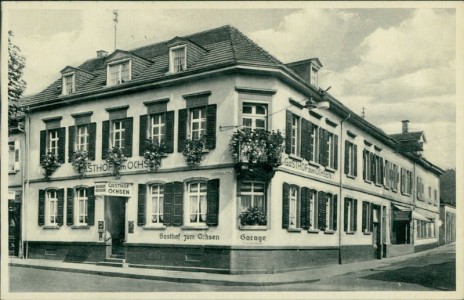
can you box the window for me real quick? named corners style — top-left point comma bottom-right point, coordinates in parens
top-left (327, 132), bottom-right (335, 169)
top-left (310, 124), bottom-right (319, 162)
top-left (63, 74), bottom-right (75, 95)
top-left (362, 202), bottom-right (372, 233)
top-left (190, 107), bottom-right (206, 140)
top-left (417, 219), bottom-right (435, 238)
top-left (76, 188), bottom-right (88, 224)
top-left (434, 189), bottom-right (438, 205)
top-left (291, 116), bottom-right (299, 156)
top-left (47, 190), bottom-right (58, 225)
top-left (289, 186), bottom-right (300, 228)
top-left (344, 198), bottom-right (358, 232)
top-left (150, 113), bottom-right (166, 144)
top-left (170, 46), bottom-right (186, 73)
top-left (240, 181), bottom-right (266, 214)
top-left (76, 125), bottom-right (89, 152)
top-left (187, 181), bottom-right (207, 224)
top-left (48, 130), bottom-right (59, 156)
top-left (344, 141), bottom-right (357, 177)
top-left (401, 169), bottom-right (412, 195)
top-left (310, 66), bottom-right (318, 87)
top-left (242, 104), bottom-right (267, 130)
top-left (108, 61), bottom-right (130, 85)
top-left (8, 142), bottom-right (15, 171)
top-left (149, 184), bottom-right (164, 224)
top-left (316, 191), bottom-right (337, 231)
top-left (111, 120), bottom-right (125, 148)
top-left (308, 190), bottom-right (317, 230)
top-left (40, 126), bottom-right (65, 163)
top-left (428, 186), bottom-right (432, 203)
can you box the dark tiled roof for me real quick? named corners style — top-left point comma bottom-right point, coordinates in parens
top-left (23, 25), bottom-right (282, 107)
top-left (390, 131), bottom-right (424, 142)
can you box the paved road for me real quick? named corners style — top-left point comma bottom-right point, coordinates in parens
top-left (9, 244), bottom-right (455, 292)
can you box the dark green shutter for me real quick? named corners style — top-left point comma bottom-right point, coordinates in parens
top-left (353, 144), bottom-right (358, 177)
top-left (344, 141), bottom-right (350, 175)
top-left (380, 157), bottom-right (384, 185)
top-left (344, 198), bottom-right (349, 232)
top-left (308, 122), bottom-right (314, 161)
top-left (172, 181), bottom-right (183, 226)
top-left (318, 191), bottom-right (327, 230)
top-left (300, 119), bottom-right (308, 160)
top-left (87, 187), bottom-right (95, 226)
top-left (206, 179), bottom-right (220, 226)
top-left (124, 117), bottom-right (133, 157)
top-left (362, 150), bottom-right (366, 180)
top-left (137, 184), bottom-right (146, 226)
top-left (318, 128), bottom-right (325, 164)
top-left (206, 104), bottom-right (217, 150)
top-left (353, 199), bottom-right (358, 232)
top-left (163, 183), bottom-right (173, 225)
top-left (333, 134), bottom-right (338, 170)
top-left (68, 126), bottom-right (75, 162)
top-left (139, 115), bottom-right (148, 156)
top-left (40, 130), bottom-right (47, 160)
top-left (38, 190), bottom-right (45, 226)
top-left (57, 189), bottom-right (64, 226)
top-left (300, 187), bottom-right (310, 230)
top-left (370, 153), bottom-right (375, 182)
top-left (102, 120), bottom-right (110, 159)
top-left (88, 123), bottom-right (97, 160)
top-left (333, 194), bottom-right (338, 230)
top-left (282, 182), bottom-right (290, 229)
top-left (178, 109), bottom-right (187, 152)
top-left (369, 204), bottom-right (374, 232)
top-left (58, 127), bottom-right (66, 163)
top-left (67, 188), bottom-right (74, 226)
top-left (165, 111), bottom-right (174, 153)
top-left (362, 202), bottom-right (367, 231)
top-left (285, 110), bottom-right (292, 154)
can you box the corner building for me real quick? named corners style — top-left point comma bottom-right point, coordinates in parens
top-left (22, 25), bottom-right (444, 273)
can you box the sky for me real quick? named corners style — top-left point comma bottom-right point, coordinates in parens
top-left (4, 2), bottom-right (458, 170)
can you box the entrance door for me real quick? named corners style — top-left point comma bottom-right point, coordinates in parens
top-left (372, 206), bottom-right (382, 259)
top-left (104, 196), bottom-right (126, 256)
top-left (8, 201), bottom-right (21, 257)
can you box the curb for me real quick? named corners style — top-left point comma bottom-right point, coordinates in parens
top-left (9, 262), bottom-right (320, 286)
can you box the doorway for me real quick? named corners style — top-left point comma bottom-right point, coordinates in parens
top-left (372, 205), bottom-right (382, 259)
top-left (104, 196), bottom-right (127, 256)
top-left (9, 201), bottom-right (21, 257)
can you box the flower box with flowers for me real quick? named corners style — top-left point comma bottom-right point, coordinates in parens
top-left (40, 152), bottom-right (61, 181)
top-left (143, 138), bottom-right (167, 172)
top-left (106, 147), bottom-right (127, 179)
top-left (71, 150), bottom-right (89, 178)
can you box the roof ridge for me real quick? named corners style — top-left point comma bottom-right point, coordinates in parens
top-left (226, 26), bottom-right (238, 62)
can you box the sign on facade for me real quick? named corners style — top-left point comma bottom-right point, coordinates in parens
top-left (393, 210), bottom-right (411, 221)
top-left (94, 181), bottom-right (133, 197)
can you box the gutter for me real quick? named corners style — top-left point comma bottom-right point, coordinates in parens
top-left (338, 113), bottom-right (351, 264)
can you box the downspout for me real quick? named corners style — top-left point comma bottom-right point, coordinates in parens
top-left (24, 115), bottom-right (30, 259)
top-left (338, 113), bottom-right (351, 264)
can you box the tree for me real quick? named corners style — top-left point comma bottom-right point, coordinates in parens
top-left (8, 30), bottom-right (27, 134)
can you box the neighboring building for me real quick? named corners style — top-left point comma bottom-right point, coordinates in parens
top-left (19, 25), bottom-right (444, 273)
top-left (439, 203), bottom-right (456, 244)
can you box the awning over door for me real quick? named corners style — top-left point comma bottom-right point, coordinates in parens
top-left (412, 211), bottom-right (432, 222)
top-left (393, 204), bottom-right (412, 211)
top-left (393, 204), bottom-right (412, 221)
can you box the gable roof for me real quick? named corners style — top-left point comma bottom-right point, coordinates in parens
top-left (390, 131), bottom-right (425, 143)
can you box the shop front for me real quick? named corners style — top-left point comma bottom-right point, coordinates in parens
top-left (385, 204), bottom-right (414, 257)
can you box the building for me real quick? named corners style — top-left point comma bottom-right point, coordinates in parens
top-left (439, 203), bottom-right (456, 244)
top-left (19, 25), bottom-right (444, 273)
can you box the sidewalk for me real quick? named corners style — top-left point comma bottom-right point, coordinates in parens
top-left (8, 243), bottom-right (454, 286)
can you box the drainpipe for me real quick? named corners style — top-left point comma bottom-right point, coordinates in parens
top-left (338, 113), bottom-right (351, 264)
top-left (24, 115), bottom-right (30, 259)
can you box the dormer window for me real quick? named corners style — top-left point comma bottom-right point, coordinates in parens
top-left (170, 46), bottom-right (187, 73)
top-left (62, 73), bottom-right (75, 95)
top-left (107, 59), bottom-right (131, 86)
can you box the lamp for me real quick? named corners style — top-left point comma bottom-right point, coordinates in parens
top-left (304, 97), bottom-right (330, 111)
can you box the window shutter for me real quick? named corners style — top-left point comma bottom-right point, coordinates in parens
top-left (88, 123), bottom-right (97, 161)
top-left (38, 190), bottom-right (45, 226)
top-left (58, 127), bottom-right (66, 163)
top-left (172, 181), bottom-right (183, 226)
top-left (66, 188), bottom-right (74, 226)
top-left (353, 144), bottom-right (358, 177)
top-left (317, 191), bottom-right (327, 230)
top-left (68, 126), bottom-right (75, 162)
top-left (332, 194), bottom-right (338, 231)
top-left (308, 122), bottom-right (314, 161)
top-left (369, 204), bottom-right (374, 232)
top-left (380, 157), bottom-right (384, 185)
top-left (333, 134), bottom-right (338, 170)
top-left (344, 198), bottom-right (349, 232)
top-left (124, 117), bottom-right (133, 157)
top-left (40, 130), bottom-right (47, 160)
top-left (165, 111), bottom-right (174, 153)
top-left (323, 131), bottom-right (330, 167)
top-left (285, 110), bottom-right (292, 154)
top-left (319, 128), bottom-right (325, 165)
top-left (87, 187), bottom-right (95, 226)
top-left (300, 119), bottom-right (308, 160)
top-left (206, 179), bottom-right (220, 226)
top-left (362, 202), bottom-right (367, 232)
top-left (138, 184), bottom-right (146, 226)
top-left (282, 182), bottom-right (290, 229)
top-left (353, 199), bottom-right (358, 232)
top-left (163, 182), bottom-right (173, 225)
top-left (57, 189), bottom-right (64, 226)
top-left (344, 141), bottom-right (350, 175)
top-left (139, 115), bottom-right (148, 156)
top-left (362, 150), bottom-right (366, 180)
top-left (206, 104), bottom-right (217, 150)
top-left (178, 109), bottom-right (187, 152)
top-left (300, 187), bottom-right (310, 230)
top-left (102, 120), bottom-right (110, 159)
top-left (14, 140), bottom-right (21, 170)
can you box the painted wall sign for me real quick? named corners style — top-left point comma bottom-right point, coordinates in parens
top-left (393, 210), bottom-right (411, 221)
top-left (94, 181), bottom-right (133, 197)
top-left (282, 154), bottom-right (332, 179)
top-left (84, 159), bottom-right (150, 174)
top-left (159, 232), bottom-right (220, 242)
top-left (240, 233), bottom-right (267, 243)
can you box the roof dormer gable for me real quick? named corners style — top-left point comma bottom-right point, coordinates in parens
top-left (59, 66), bottom-right (94, 96)
top-left (166, 37), bottom-right (208, 74)
top-left (286, 58), bottom-right (323, 89)
top-left (104, 49), bottom-right (152, 86)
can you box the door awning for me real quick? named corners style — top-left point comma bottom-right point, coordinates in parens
top-left (393, 204), bottom-right (412, 211)
top-left (412, 211), bottom-right (432, 222)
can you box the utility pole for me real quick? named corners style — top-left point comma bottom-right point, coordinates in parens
top-left (113, 10), bottom-right (119, 50)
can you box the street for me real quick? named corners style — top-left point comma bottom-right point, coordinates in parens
top-left (9, 244), bottom-right (455, 292)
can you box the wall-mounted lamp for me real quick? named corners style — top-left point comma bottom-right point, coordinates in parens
top-left (304, 97), bottom-right (330, 111)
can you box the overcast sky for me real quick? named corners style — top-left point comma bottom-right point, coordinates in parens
top-left (4, 2), bottom-right (457, 170)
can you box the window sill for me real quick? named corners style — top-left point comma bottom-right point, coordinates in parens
top-left (287, 228), bottom-right (303, 232)
top-left (239, 225), bottom-right (268, 231)
top-left (345, 231), bottom-right (356, 235)
top-left (307, 161), bottom-right (322, 168)
top-left (374, 183), bottom-right (383, 187)
top-left (364, 180), bottom-right (372, 184)
top-left (363, 231), bottom-right (372, 235)
top-left (325, 167), bottom-right (336, 173)
top-left (201, 149), bottom-right (210, 154)
top-left (143, 224), bottom-right (167, 230)
top-left (416, 237), bottom-right (436, 240)
top-left (8, 170), bottom-right (19, 174)
top-left (345, 174), bottom-right (356, 179)
top-left (324, 230), bottom-right (336, 235)
top-left (289, 154), bottom-right (303, 161)
top-left (71, 225), bottom-right (90, 230)
top-left (401, 192), bottom-right (412, 197)
top-left (43, 225), bottom-right (60, 230)
top-left (307, 229), bottom-right (320, 234)
top-left (181, 225), bottom-right (209, 230)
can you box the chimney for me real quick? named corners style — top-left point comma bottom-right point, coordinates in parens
top-left (97, 50), bottom-right (108, 58)
top-left (402, 120), bottom-right (409, 134)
